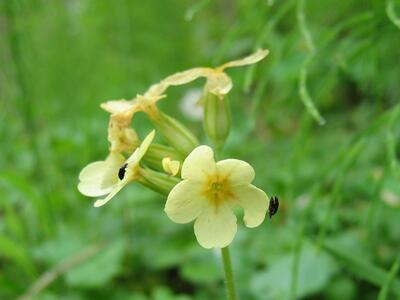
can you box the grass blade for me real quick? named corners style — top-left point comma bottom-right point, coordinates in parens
top-left (378, 256), bottom-right (400, 300)
top-left (322, 241), bottom-right (400, 297)
top-left (386, 0), bottom-right (400, 30)
top-left (297, 0), bottom-right (325, 125)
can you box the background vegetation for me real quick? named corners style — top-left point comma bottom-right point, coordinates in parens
top-left (1, 0), bottom-right (400, 299)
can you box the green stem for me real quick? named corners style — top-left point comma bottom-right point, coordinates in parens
top-left (221, 246), bottom-right (238, 300)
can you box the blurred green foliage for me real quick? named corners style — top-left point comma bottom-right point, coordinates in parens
top-left (1, 0), bottom-right (400, 299)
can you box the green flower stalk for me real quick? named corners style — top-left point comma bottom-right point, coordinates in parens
top-left (151, 111), bottom-right (199, 157)
top-left (139, 167), bottom-right (180, 195)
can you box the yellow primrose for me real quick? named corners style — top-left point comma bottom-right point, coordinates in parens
top-left (163, 49), bottom-right (269, 99)
top-left (162, 157), bottom-right (180, 176)
top-left (78, 130), bottom-right (156, 207)
top-left (164, 145), bottom-right (269, 249)
top-left (78, 152), bottom-right (125, 197)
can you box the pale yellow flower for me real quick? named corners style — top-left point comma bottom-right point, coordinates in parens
top-left (78, 152), bottom-right (125, 197)
top-left (162, 157), bottom-right (180, 176)
top-left (163, 49), bottom-right (269, 99)
top-left (78, 130), bottom-right (156, 207)
top-left (164, 145), bottom-right (269, 248)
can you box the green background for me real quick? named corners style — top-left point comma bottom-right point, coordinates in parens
top-left (1, 0), bottom-right (400, 299)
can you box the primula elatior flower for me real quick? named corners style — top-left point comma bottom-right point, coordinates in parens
top-left (78, 130), bottom-right (156, 207)
top-left (163, 49), bottom-right (269, 99)
top-left (164, 145), bottom-right (269, 249)
top-left (78, 152), bottom-right (125, 197)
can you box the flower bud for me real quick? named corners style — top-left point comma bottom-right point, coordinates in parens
top-left (162, 157), bottom-right (180, 176)
top-left (139, 168), bottom-right (180, 195)
top-left (203, 92), bottom-right (231, 149)
top-left (144, 144), bottom-right (183, 171)
top-left (150, 112), bottom-right (199, 156)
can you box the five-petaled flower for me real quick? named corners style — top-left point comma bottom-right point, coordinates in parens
top-left (164, 145), bottom-right (269, 249)
top-left (78, 130), bottom-right (155, 207)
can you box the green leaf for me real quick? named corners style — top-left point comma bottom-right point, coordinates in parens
top-left (180, 251), bottom-right (222, 285)
top-left (0, 235), bottom-right (36, 278)
top-left (322, 241), bottom-right (400, 297)
top-left (251, 242), bottom-right (337, 299)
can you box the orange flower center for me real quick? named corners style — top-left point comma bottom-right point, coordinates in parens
top-left (202, 174), bottom-right (234, 212)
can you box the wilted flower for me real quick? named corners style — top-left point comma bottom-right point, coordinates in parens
top-left (107, 117), bottom-right (140, 153)
top-left (101, 81), bottom-right (168, 121)
top-left (164, 145), bottom-right (269, 248)
top-left (78, 130), bottom-right (156, 207)
top-left (101, 84), bottom-right (198, 156)
top-left (163, 49), bottom-right (269, 99)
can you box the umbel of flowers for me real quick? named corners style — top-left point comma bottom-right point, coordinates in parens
top-left (78, 49), bottom-right (270, 249)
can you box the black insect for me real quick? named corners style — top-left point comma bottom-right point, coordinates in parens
top-left (118, 163), bottom-right (128, 180)
top-left (268, 196), bottom-right (279, 218)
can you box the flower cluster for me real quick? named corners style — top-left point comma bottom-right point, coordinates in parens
top-left (78, 49), bottom-right (270, 248)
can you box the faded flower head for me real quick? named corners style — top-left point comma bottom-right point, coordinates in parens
top-left (107, 117), bottom-right (139, 153)
top-left (101, 81), bottom-right (168, 120)
top-left (163, 49), bottom-right (269, 99)
top-left (164, 145), bottom-right (269, 248)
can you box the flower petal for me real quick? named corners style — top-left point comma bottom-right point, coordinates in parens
top-left (101, 99), bottom-right (135, 115)
top-left (234, 185), bottom-right (269, 228)
top-left (205, 73), bottom-right (233, 98)
top-left (145, 82), bottom-right (168, 97)
top-left (163, 68), bottom-right (213, 86)
top-left (78, 153), bottom-right (125, 197)
top-left (218, 48), bottom-right (269, 70)
top-left (136, 94), bottom-right (166, 107)
top-left (127, 130), bottom-right (156, 165)
top-left (194, 203), bottom-right (237, 249)
top-left (216, 159), bottom-right (255, 186)
top-left (181, 145), bottom-right (216, 181)
top-left (93, 180), bottom-right (128, 207)
top-left (164, 180), bottom-right (205, 223)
